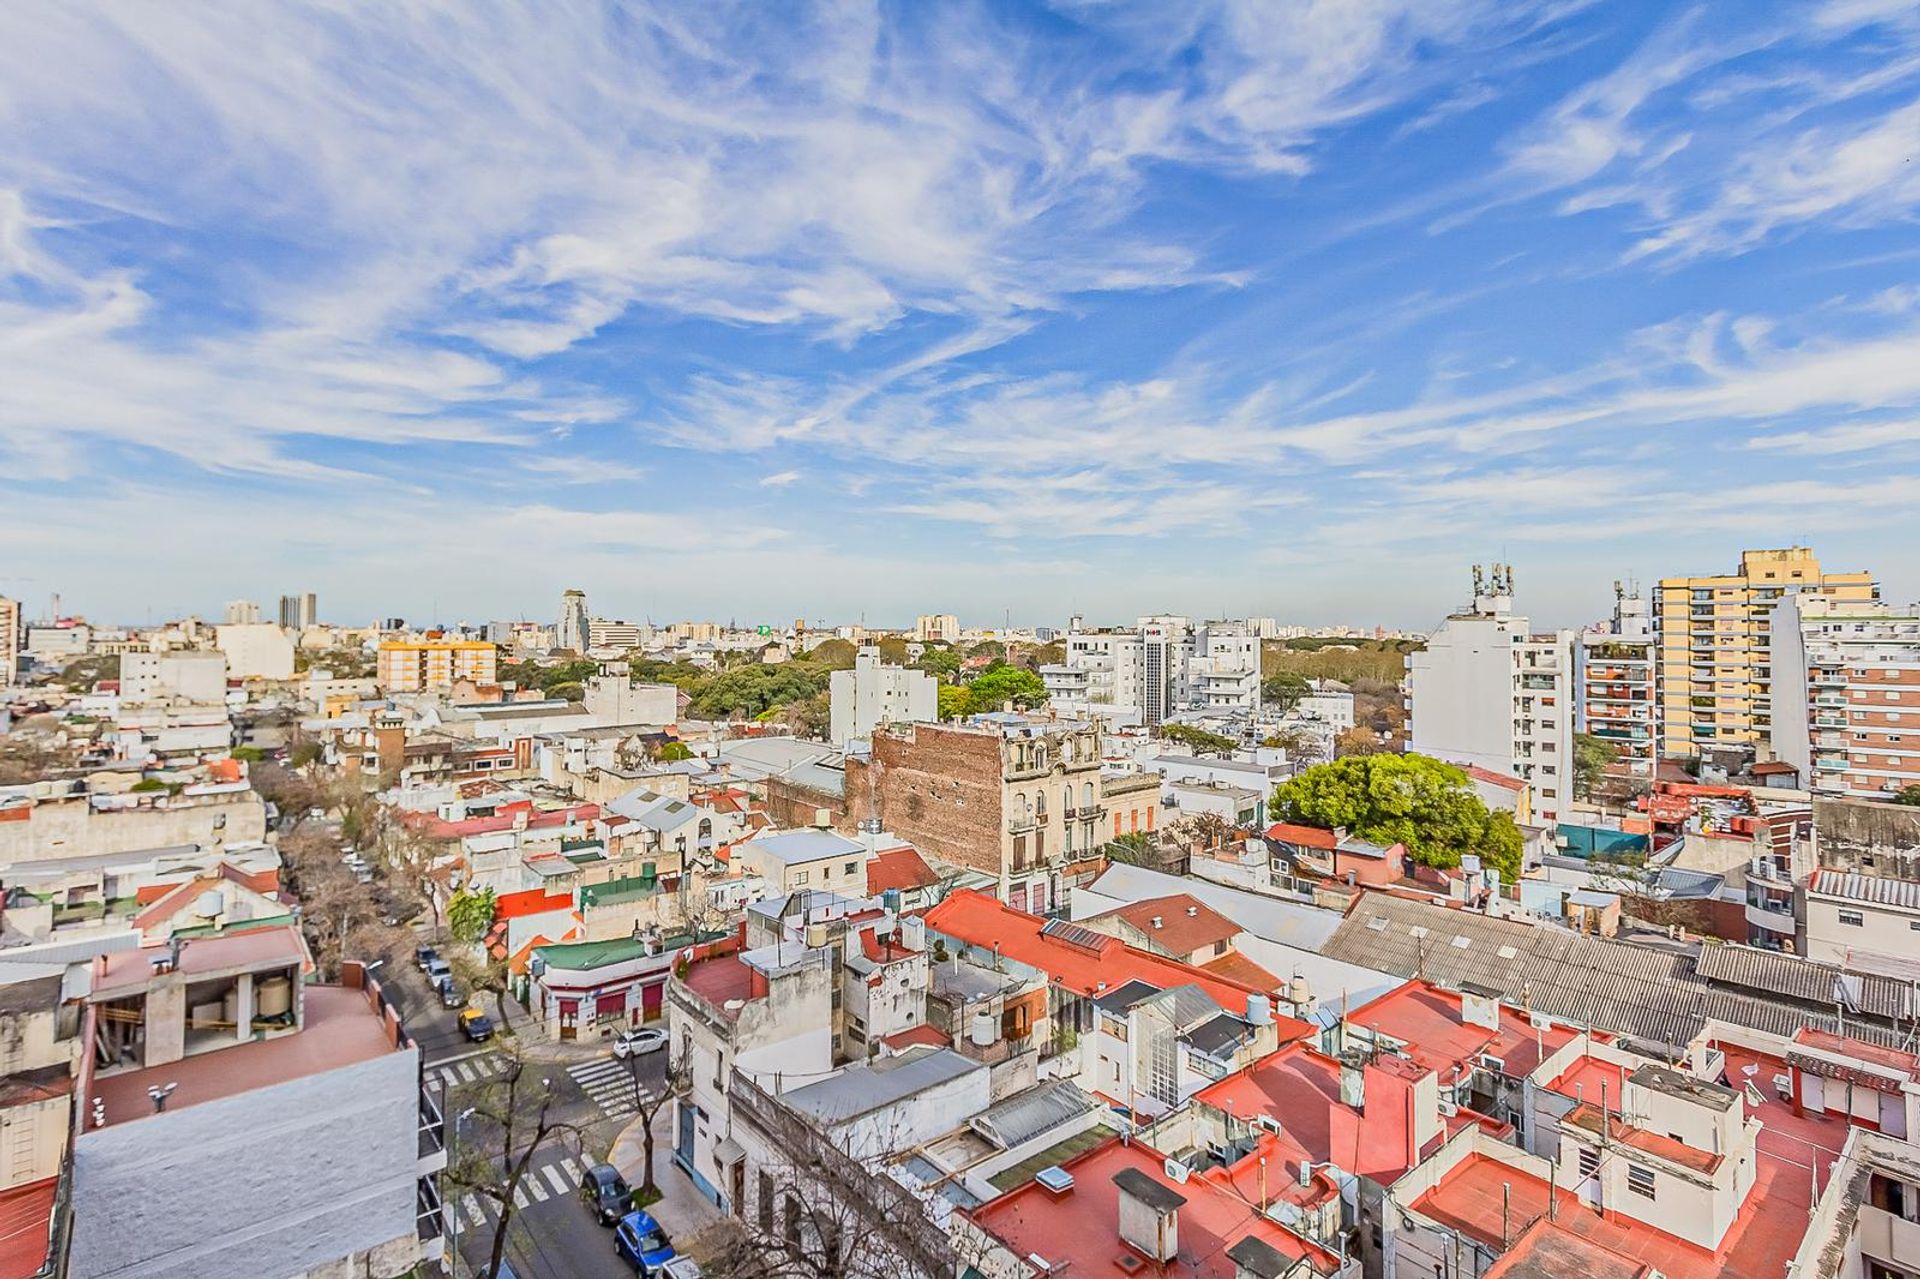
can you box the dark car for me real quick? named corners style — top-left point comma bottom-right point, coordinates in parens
top-left (415, 945), bottom-right (438, 971)
top-left (580, 1162), bottom-right (632, 1225)
top-left (613, 1210), bottom-right (675, 1275)
top-left (458, 1008), bottom-right (494, 1042)
top-left (436, 976), bottom-right (462, 1009)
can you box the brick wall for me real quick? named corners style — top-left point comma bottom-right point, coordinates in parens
top-left (851, 724), bottom-right (1008, 876)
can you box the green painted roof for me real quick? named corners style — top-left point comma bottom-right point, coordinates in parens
top-left (530, 935), bottom-right (650, 970)
top-left (579, 874), bottom-right (659, 909)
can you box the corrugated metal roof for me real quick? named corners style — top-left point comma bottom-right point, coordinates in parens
top-left (1321, 895), bottom-right (1908, 1051)
top-left (969, 1081), bottom-right (1099, 1150)
top-left (1811, 870), bottom-right (1920, 911)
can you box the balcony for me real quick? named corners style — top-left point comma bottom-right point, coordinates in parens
top-left (1748, 857), bottom-right (1792, 886)
top-left (1860, 1206), bottom-right (1920, 1272)
top-left (417, 1176), bottom-right (446, 1265)
top-left (1745, 900), bottom-right (1796, 935)
top-left (419, 1083), bottom-right (447, 1173)
top-left (1007, 813), bottom-right (1036, 833)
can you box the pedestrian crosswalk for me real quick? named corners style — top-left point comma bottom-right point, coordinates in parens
top-left (567, 1056), bottom-right (652, 1120)
top-left (452, 1150), bottom-right (585, 1232)
top-left (430, 1051), bottom-right (509, 1092)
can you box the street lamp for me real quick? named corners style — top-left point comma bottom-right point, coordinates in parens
top-left (449, 1106), bottom-right (476, 1267)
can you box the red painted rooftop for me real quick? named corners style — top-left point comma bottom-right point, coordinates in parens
top-left (495, 887), bottom-right (577, 920)
top-left (1201, 950), bottom-right (1282, 991)
top-left (1348, 981), bottom-right (1584, 1081)
top-left (1794, 1026), bottom-right (1920, 1077)
top-left (679, 953), bottom-right (756, 1020)
top-left (1484, 1219), bottom-right (1655, 1279)
top-left (86, 983), bottom-right (402, 1130)
top-left (401, 801), bottom-right (599, 839)
top-left (924, 890), bottom-right (1310, 1032)
top-left (966, 1134), bottom-right (1339, 1278)
top-left (878, 1024), bottom-right (950, 1051)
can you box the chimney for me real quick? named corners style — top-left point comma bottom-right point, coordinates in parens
top-left (1460, 986), bottom-right (1501, 1032)
top-left (1152, 915), bottom-right (1163, 930)
top-left (1227, 1236), bottom-right (1294, 1279)
top-left (1186, 905), bottom-right (1198, 917)
top-left (1339, 1053), bottom-right (1366, 1111)
top-left (1113, 1169), bottom-right (1183, 1262)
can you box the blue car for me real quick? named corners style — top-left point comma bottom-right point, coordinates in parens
top-left (613, 1210), bottom-right (675, 1275)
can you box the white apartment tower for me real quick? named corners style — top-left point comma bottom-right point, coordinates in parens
top-left (1407, 566), bottom-right (1575, 823)
top-left (829, 646), bottom-right (937, 745)
top-left (1045, 616), bottom-right (1261, 725)
top-left (556, 588), bottom-right (590, 653)
top-left (1771, 595), bottom-right (1920, 799)
top-left (223, 599), bottom-right (262, 625)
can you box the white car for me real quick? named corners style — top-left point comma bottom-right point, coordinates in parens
top-left (612, 1028), bottom-right (668, 1059)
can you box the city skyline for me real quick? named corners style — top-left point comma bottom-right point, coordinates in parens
top-left (4, 3), bottom-right (1919, 622)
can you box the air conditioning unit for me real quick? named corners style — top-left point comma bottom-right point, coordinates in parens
top-left (1252, 1115), bottom-right (1283, 1135)
top-left (1437, 1099), bottom-right (1459, 1117)
top-left (1163, 1157), bottom-right (1190, 1184)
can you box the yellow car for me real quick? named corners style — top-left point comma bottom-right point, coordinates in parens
top-left (458, 1007), bottom-right (495, 1043)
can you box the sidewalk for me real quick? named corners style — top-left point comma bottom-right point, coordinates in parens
top-left (608, 1109), bottom-right (720, 1245)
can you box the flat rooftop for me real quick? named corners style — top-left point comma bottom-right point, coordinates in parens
top-left (87, 984), bottom-right (401, 1130)
top-left (93, 924), bottom-right (308, 999)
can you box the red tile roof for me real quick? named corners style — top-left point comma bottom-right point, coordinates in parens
top-left (1201, 950), bottom-right (1282, 990)
top-left (0, 1177), bottom-right (58, 1279)
top-left (1466, 765), bottom-right (1526, 792)
top-left (965, 1134), bottom-right (1340, 1278)
top-left (400, 802), bottom-right (599, 840)
top-left (1092, 894), bottom-right (1241, 956)
top-left (924, 891), bottom-right (1308, 1031)
top-left (878, 1024), bottom-right (950, 1051)
top-left (1266, 822), bottom-right (1337, 849)
top-left (866, 845), bottom-right (941, 896)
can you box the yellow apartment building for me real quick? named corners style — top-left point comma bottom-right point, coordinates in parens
top-left (1657, 547), bottom-right (1876, 758)
top-left (376, 639), bottom-right (498, 692)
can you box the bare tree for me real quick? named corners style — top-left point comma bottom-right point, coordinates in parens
top-left (702, 1074), bottom-right (965, 1279)
top-left (624, 1047), bottom-right (691, 1198)
top-left (445, 1050), bottom-right (582, 1279)
top-left (448, 949), bottom-right (516, 1032)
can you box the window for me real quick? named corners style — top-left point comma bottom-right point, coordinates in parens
top-left (1839, 910), bottom-right (1864, 927)
top-left (791, 870), bottom-right (809, 885)
top-left (845, 861), bottom-right (857, 875)
top-left (1627, 1164), bottom-right (1656, 1200)
top-left (1577, 1147), bottom-right (1600, 1178)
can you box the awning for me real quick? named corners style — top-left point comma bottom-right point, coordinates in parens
top-left (1789, 1052), bottom-right (1904, 1094)
top-left (714, 1136), bottom-right (746, 1165)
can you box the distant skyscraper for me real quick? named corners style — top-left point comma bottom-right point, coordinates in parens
top-left (557, 589), bottom-right (590, 653)
top-left (277, 593), bottom-right (318, 630)
top-left (224, 599), bottom-right (262, 625)
top-left (0, 596), bottom-right (19, 688)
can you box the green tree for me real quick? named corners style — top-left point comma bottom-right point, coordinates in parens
top-left (690, 663), bottom-right (831, 720)
top-left (937, 685), bottom-right (972, 720)
top-left (1893, 785), bottom-right (1920, 807)
top-left (1103, 830), bottom-right (1158, 866)
top-left (1261, 672), bottom-right (1312, 713)
top-left (1269, 753), bottom-right (1523, 882)
top-left (876, 636), bottom-right (910, 664)
top-left (1572, 732), bottom-right (1619, 801)
top-left (1158, 724), bottom-right (1237, 756)
top-left (915, 646), bottom-right (962, 680)
top-left (230, 745), bottom-right (265, 763)
top-left (129, 778), bottom-right (168, 793)
top-left (1030, 641), bottom-right (1066, 666)
top-left (447, 887), bottom-right (498, 945)
top-left (289, 741), bottom-right (325, 768)
top-left (967, 640), bottom-right (1007, 661)
top-left (807, 638), bottom-right (858, 669)
top-left (654, 741), bottom-right (695, 762)
top-left (965, 665), bottom-right (1048, 712)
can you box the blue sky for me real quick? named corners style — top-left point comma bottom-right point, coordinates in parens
top-left (2, 1), bottom-right (1918, 631)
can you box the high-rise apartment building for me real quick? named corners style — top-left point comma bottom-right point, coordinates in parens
top-left (1044, 616), bottom-right (1261, 725)
top-left (828, 646), bottom-right (937, 745)
top-left (1771, 595), bottom-right (1920, 799)
top-left (376, 639), bottom-right (497, 692)
top-left (0, 596), bottom-right (19, 688)
top-left (912, 613), bottom-right (960, 643)
top-left (223, 599), bottom-right (262, 625)
top-left (1407, 566), bottom-right (1575, 823)
top-left (556, 588), bottom-right (590, 652)
top-left (1656, 547), bottom-right (1876, 759)
top-left (277, 592), bottom-right (318, 630)
top-left (1574, 584), bottom-right (1658, 786)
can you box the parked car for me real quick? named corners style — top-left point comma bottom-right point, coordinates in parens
top-left (660, 1259), bottom-right (702, 1279)
top-left (613, 1210), bottom-right (675, 1275)
top-left (579, 1163), bottom-right (632, 1225)
top-left (425, 958), bottom-right (452, 985)
top-left (436, 977), bottom-right (462, 1009)
top-left (415, 945), bottom-right (438, 971)
top-left (458, 1008), bottom-right (494, 1042)
top-left (612, 1028), bottom-right (668, 1059)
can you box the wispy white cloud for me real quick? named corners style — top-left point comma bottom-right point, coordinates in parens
top-left (758, 470), bottom-right (803, 488)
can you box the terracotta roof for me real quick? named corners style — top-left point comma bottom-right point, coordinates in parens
top-left (1093, 893), bottom-right (1241, 955)
top-left (924, 891), bottom-right (1308, 1030)
top-left (1266, 822), bottom-right (1337, 850)
top-left (1466, 765), bottom-right (1526, 792)
top-left (1201, 950), bottom-right (1282, 990)
top-left (878, 1024), bottom-right (950, 1051)
top-left (866, 845), bottom-right (941, 895)
top-left (495, 888), bottom-right (576, 921)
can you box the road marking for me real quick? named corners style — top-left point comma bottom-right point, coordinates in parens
top-left (456, 1061), bottom-right (480, 1083)
top-left (462, 1196), bottom-right (485, 1227)
top-left (525, 1176), bottom-right (550, 1203)
top-left (542, 1164), bottom-right (571, 1195)
top-left (513, 1184), bottom-right (530, 1209)
top-left (429, 1046), bottom-right (497, 1071)
top-left (561, 1156), bottom-right (583, 1180)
